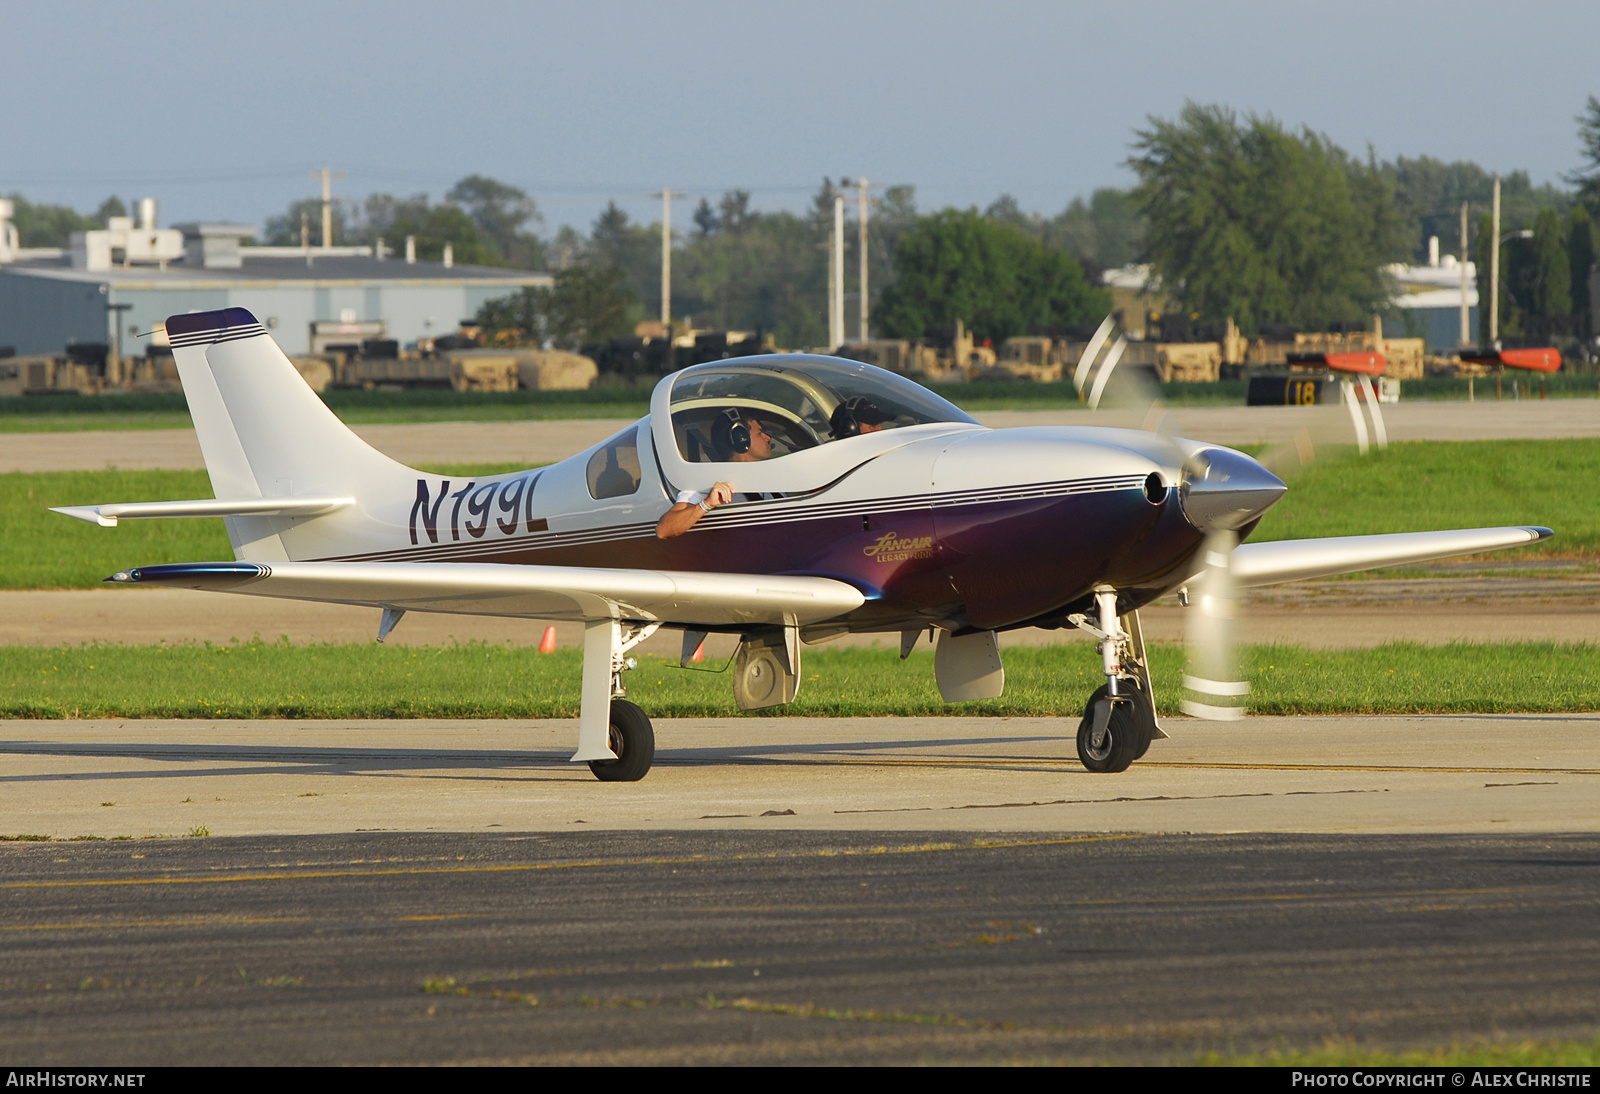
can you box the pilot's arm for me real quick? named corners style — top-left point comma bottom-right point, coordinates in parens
top-left (656, 482), bottom-right (734, 539)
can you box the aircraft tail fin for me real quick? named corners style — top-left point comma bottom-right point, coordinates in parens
top-left (166, 308), bottom-right (419, 561)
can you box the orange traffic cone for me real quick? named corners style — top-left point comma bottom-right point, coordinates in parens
top-left (691, 638), bottom-right (706, 663)
top-left (538, 625), bottom-right (557, 654)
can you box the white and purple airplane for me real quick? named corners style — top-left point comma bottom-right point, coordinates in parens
top-left (55, 308), bottom-right (1551, 781)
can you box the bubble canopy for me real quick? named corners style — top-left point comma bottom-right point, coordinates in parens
top-left (666, 356), bottom-right (978, 464)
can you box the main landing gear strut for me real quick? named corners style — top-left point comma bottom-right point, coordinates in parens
top-left (574, 619), bottom-right (660, 782)
top-left (1067, 589), bottom-right (1164, 773)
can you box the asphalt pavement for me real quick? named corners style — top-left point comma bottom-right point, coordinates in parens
top-left (3, 830), bottom-right (1596, 1064)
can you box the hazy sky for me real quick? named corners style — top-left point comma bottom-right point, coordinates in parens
top-left (6, 1), bottom-right (1597, 235)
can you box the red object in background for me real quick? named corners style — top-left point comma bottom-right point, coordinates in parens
top-left (1498, 348), bottom-right (1562, 372)
top-left (539, 625), bottom-right (557, 654)
top-left (1458, 347), bottom-right (1562, 372)
top-left (1289, 350), bottom-right (1386, 375)
top-left (1320, 351), bottom-right (1387, 375)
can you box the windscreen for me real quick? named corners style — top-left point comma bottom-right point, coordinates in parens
top-left (669, 358), bottom-right (977, 464)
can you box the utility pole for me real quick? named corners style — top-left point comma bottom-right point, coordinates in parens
top-left (1459, 202), bottom-right (1470, 347)
top-left (105, 300), bottom-right (132, 386)
top-left (1490, 174), bottom-right (1501, 345)
top-left (308, 166), bottom-right (346, 250)
top-left (857, 177), bottom-right (870, 341)
top-left (652, 190), bottom-right (683, 328)
top-left (832, 189), bottom-right (845, 349)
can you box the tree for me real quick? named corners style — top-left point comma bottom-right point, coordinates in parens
top-left (1530, 208), bottom-right (1571, 331)
top-left (676, 197), bottom-right (825, 342)
top-left (94, 197), bottom-right (127, 224)
top-left (1569, 204), bottom-right (1596, 339)
top-left (875, 209), bottom-right (1109, 343)
top-left (692, 198), bottom-right (719, 239)
top-left (264, 197), bottom-right (347, 246)
top-left (1569, 95), bottom-right (1600, 217)
top-left (984, 194), bottom-right (1029, 227)
top-left (475, 266), bottom-right (638, 350)
top-left (1128, 103), bottom-right (1408, 334)
top-left (543, 265), bottom-right (637, 348)
top-left (446, 175), bottom-right (542, 267)
top-left (1382, 158), bottom-right (1566, 264)
top-left (350, 193), bottom-right (493, 265)
top-left (717, 190), bottom-right (752, 234)
top-left (586, 202), bottom-right (659, 312)
top-left (3, 194), bottom-right (109, 247)
top-left (809, 177), bottom-right (841, 233)
top-left (1475, 211), bottom-right (1497, 343)
top-left (1048, 188), bottom-right (1145, 273)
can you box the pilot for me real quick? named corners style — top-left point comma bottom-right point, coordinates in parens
top-left (829, 396), bottom-right (893, 439)
top-left (656, 409), bottom-right (775, 539)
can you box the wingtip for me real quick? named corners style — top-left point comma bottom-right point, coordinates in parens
top-left (1526, 526), bottom-right (1555, 541)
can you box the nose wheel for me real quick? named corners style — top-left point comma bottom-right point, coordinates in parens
top-left (589, 699), bottom-right (655, 782)
top-left (1076, 678), bottom-right (1155, 773)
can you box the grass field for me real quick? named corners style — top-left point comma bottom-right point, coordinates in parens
top-left (1, 640), bottom-right (1595, 719)
top-left (0, 463), bottom-right (530, 589)
top-left (1246, 438), bottom-right (1596, 555)
top-left (9, 372), bottom-right (1593, 433)
top-left (0, 437), bottom-right (1586, 589)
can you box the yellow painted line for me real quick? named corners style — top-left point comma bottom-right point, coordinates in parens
top-left (394, 913), bottom-right (479, 922)
top-left (0, 915), bottom-right (305, 932)
top-left (0, 834), bottom-right (1144, 892)
top-left (684, 885), bottom-right (1542, 914)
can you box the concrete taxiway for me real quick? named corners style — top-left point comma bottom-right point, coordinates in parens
top-left (7, 713), bottom-right (1597, 840)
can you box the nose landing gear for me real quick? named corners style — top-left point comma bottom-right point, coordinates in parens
top-left (1075, 678), bottom-right (1155, 773)
top-left (1068, 590), bottom-right (1166, 773)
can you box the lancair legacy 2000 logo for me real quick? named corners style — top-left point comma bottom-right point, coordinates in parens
top-left (862, 531), bottom-right (935, 563)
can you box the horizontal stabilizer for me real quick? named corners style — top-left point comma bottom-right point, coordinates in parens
top-left (53, 497), bottom-right (353, 528)
top-left (106, 560), bottom-right (866, 628)
top-left (1233, 526), bottom-right (1553, 587)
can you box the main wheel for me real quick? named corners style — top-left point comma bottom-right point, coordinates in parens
top-left (1076, 680), bottom-right (1152, 773)
top-left (588, 699), bottom-right (655, 782)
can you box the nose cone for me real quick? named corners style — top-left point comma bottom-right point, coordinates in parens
top-left (1179, 447), bottom-right (1287, 533)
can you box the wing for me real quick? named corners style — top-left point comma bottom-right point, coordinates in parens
top-left (1233, 526), bottom-right (1552, 588)
top-left (107, 561), bottom-right (865, 628)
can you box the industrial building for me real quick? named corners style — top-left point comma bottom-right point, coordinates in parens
top-left (0, 202), bottom-right (550, 359)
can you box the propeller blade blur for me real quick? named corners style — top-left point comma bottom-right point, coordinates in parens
top-left (1181, 529), bottom-right (1248, 720)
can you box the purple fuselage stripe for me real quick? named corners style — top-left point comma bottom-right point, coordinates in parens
top-left (310, 487), bottom-right (1203, 631)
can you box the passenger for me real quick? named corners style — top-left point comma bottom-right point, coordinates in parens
top-left (656, 409), bottom-right (775, 539)
top-left (829, 396), bottom-right (893, 439)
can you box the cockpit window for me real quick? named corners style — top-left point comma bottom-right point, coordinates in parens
top-left (669, 358), bottom-right (977, 464)
top-left (586, 426), bottom-right (641, 499)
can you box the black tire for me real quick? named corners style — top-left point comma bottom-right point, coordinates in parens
top-left (1076, 680), bottom-right (1152, 773)
top-left (588, 699), bottom-right (655, 782)
top-left (1086, 678), bottom-right (1158, 760)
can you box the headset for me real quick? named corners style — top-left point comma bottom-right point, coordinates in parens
top-left (712, 407), bottom-right (751, 458)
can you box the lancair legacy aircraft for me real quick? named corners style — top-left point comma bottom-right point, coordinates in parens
top-left (56, 308), bottom-right (1551, 781)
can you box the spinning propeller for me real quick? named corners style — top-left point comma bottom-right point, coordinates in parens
top-left (1071, 317), bottom-right (1353, 719)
